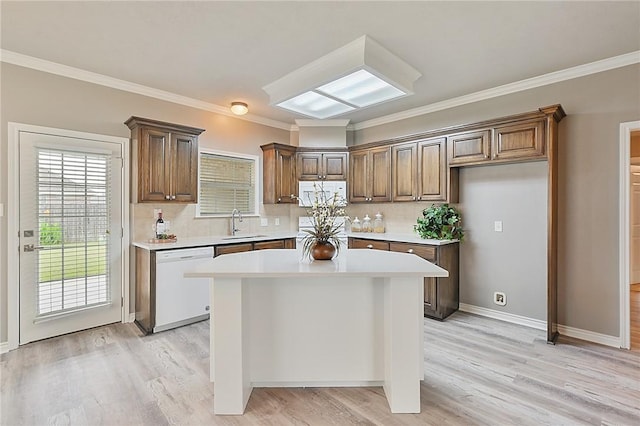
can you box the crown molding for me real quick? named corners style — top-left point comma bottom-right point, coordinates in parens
top-left (3, 49), bottom-right (638, 134)
top-left (353, 50), bottom-right (640, 131)
top-left (0, 49), bottom-right (293, 131)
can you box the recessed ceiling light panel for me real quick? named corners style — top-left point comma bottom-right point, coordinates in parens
top-left (277, 91), bottom-right (355, 119)
top-left (317, 69), bottom-right (406, 107)
top-left (263, 35), bottom-right (421, 119)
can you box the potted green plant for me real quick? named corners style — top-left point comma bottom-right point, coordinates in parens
top-left (414, 204), bottom-right (464, 241)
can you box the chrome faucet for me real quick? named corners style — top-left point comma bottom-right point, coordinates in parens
top-left (231, 209), bottom-right (243, 236)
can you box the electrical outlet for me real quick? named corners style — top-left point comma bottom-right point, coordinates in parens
top-left (494, 291), bottom-right (506, 306)
top-left (260, 218), bottom-right (268, 227)
top-left (275, 218), bottom-right (280, 226)
top-left (494, 221), bottom-right (503, 232)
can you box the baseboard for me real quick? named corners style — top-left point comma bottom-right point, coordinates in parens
top-left (556, 324), bottom-right (620, 348)
top-left (459, 303), bottom-right (620, 348)
top-left (459, 303), bottom-right (546, 330)
top-left (128, 313), bottom-right (135, 323)
top-left (0, 341), bottom-right (9, 354)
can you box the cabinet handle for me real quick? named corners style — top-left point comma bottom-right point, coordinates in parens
top-left (171, 195), bottom-right (176, 200)
top-left (407, 249), bottom-right (414, 254)
top-left (418, 196), bottom-right (421, 200)
top-left (277, 197), bottom-right (281, 202)
top-left (318, 175), bottom-right (322, 179)
top-left (165, 195), bottom-right (170, 200)
top-left (366, 244), bottom-right (373, 249)
top-left (412, 196), bottom-right (416, 200)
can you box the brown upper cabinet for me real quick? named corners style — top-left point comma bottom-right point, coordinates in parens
top-left (125, 117), bottom-right (204, 203)
top-left (297, 150), bottom-right (348, 181)
top-left (349, 146), bottom-right (392, 203)
top-left (261, 143), bottom-right (298, 204)
top-left (492, 119), bottom-right (545, 161)
top-left (447, 118), bottom-right (547, 167)
top-left (446, 130), bottom-right (491, 167)
top-left (392, 137), bottom-right (446, 202)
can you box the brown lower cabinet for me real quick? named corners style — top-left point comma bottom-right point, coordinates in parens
top-left (348, 237), bottom-right (459, 320)
top-left (135, 238), bottom-right (296, 334)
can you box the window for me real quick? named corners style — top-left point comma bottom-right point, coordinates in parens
top-left (197, 150), bottom-right (258, 216)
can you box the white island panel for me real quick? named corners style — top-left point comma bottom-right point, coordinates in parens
top-left (186, 249), bottom-right (448, 415)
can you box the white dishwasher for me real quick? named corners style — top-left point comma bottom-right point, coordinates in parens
top-left (154, 246), bottom-right (213, 332)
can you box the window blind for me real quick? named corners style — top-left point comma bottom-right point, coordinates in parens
top-left (199, 152), bottom-right (256, 215)
top-left (37, 148), bottom-right (111, 315)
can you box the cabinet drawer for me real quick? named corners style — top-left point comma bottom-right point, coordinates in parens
top-left (348, 238), bottom-right (390, 251)
top-left (254, 240), bottom-right (285, 250)
top-left (214, 243), bottom-right (253, 257)
top-left (389, 242), bottom-right (436, 262)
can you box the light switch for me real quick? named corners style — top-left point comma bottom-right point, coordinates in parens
top-left (275, 218), bottom-right (280, 226)
top-left (494, 221), bottom-right (503, 232)
top-left (260, 218), bottom-right (268, 227)
top-left (0, 203), bottom-right (4, 217)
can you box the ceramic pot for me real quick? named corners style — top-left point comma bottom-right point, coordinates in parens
top-left (311, 241), bottom-right (336, 260)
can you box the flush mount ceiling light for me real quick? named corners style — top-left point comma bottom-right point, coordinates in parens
top-left (230, 101), bottom-right (249, 115)
top-left (262, 35), bottom-right (421, 119)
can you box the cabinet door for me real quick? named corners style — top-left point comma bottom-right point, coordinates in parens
top-left (323, 153), bottom-right (348, 180)
top-left (447, 130), bottom-right (491, 166)
top-left (276, 149), bottom-right (297, 203)
top-left (349, 149), bottom-right (369, 203)
top-left (417, 138), bottom-right (446, 201)
top-left (392, 142), bottom-right (417, 201)
top-left (297, 153), bottom-right (323, 180)
top-left (370, 146), bottom-right (392, 202)
top-left (423, 278), bottom-right (438, 313)
top-left (492, 120), bottom-right (545, 161)
top-left (139, 127), bottom-right (171, 202)
top-left (171, 132), bottom-right (198, 202)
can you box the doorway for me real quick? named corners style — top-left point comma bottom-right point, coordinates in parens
top-left (620, 121), bottom-right (640, 350)
top-left (630, 131), bottom-right (640, 351)
top-left (7, 123), bottom-right (130, 349)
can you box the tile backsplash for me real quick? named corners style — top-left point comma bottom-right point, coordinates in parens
top-left (131, 203), bottom-right (294, 243)
top-left (131, 201), bottom-right (440, 243)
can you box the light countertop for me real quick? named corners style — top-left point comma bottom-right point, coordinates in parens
top-left (132, 232), bottom-right (298, 251)
top-left (185, 248), bottom-right (449, 278)
top-left (346, 232), bottom-right (458, 246)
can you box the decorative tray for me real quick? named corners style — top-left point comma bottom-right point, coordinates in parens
top-left (148, 236), bottom-right (178, 244)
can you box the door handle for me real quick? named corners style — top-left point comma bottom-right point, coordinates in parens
top-left (24, 244), bottom-right (45, 252)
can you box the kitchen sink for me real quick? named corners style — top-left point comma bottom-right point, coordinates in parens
top-left (221, 234), bottom-right (268, 240)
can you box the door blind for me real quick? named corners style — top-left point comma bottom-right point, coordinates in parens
top-left (36, 148), bottom-right (111, 315)
top-left (199, 152), bottom-right (256, 215)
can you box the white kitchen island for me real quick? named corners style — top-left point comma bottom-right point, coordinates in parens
top-left (186, 248), bottom-right (448, 415)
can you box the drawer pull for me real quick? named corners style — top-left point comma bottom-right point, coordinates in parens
top-left (366, 244), bottom-right (373, 249)
top-left (165, 195), bottom-right (170, 200)
top-left (407, 249), bottom-right (414, 254)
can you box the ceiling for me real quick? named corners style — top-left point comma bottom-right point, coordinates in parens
top-left (1, 1), bottom-right (639, 129)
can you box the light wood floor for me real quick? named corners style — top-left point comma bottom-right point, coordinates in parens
top-left (2, 312), bottom-right (639, 425)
